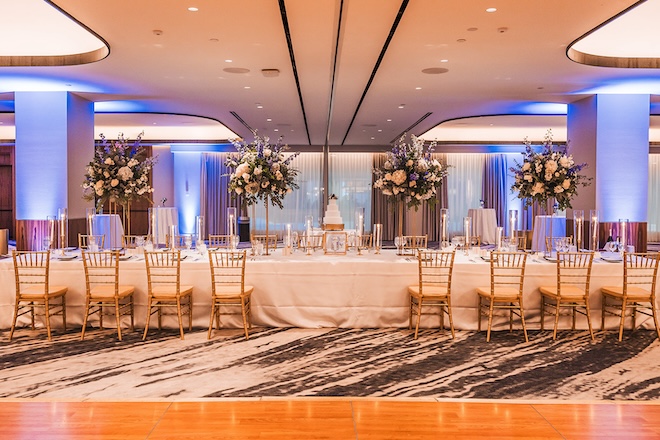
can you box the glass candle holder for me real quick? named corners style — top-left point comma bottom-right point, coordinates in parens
top-left (589, 209), bottom-right (599, 251)
top-left (440, 208), bottom-right (449, 248)
top-left (508, 209), bottom-right (518, 241)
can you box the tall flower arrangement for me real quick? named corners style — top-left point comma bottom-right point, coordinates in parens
top-left (373, 133), bottom-right (449, 210)
top-left (510, 130), bottom-right (590, 211)
top-left (225, 134), bottom-right (300, 208)
top-left (82, 132), bottom-right (156, 211)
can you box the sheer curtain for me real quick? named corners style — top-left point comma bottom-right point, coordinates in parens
top-left (251, 153), bottom-right (322, 234)
top-left (482, 154), bottom-right (508, 228)
top-left (649, 154), bottom-right (660, 242)
top-left (200, 153), bottom-right (235, 236)
top-left (328, 153), bottom-right (372, 230)
top-left (446, 154), bottom-right (486, 235)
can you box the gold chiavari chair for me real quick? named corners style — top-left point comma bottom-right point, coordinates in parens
top-left (81, 250), bottom-right (135, 341)
top-left (208, 234), bottom-right (233, 248)
top-left (122, 234), bottom-right (151, 249)
top-left (78, 233), bottom-right (106, 249)
top-left (401, 235), bottom-right (428, 255)
top-left (476, 251), bottom-right (528, 342)
top-left (408, 250), bottom-right (456, 339)
top-left (10, 250), bottom-right (68, 341)
top-left (545, 236), bottom-right (573, 253)
top-left (166, 234), bottom-right (192, 250)
top-left (143, 250), bottom-right (193, 340)
top-left (356, 233), bottom-right (373, 250)
top-left (208, 250), bottom-right (254, 340)
top-left (298, 233), bottom-right (323, 250)
top-left (511, 233), bottom-right (527, 251)
top-left (451, 235), bottom-right (481, 249)
top-left (251, 233), bottom-right (278, 252)
top-left (601, 252), bottom-right (660, 341)
top-left (539, 252), bottom-right (594, 340)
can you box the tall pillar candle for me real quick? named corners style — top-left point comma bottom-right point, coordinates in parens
top-left (508, 209), bottom-right (518, 240)
top-left (590, 209), bottom-right (599, 251)
top-left (573, 210), bottom-right (584, 250)
top-left (463, 216), bottom-right (471, 254)
top-left (374, 223), bottom-right (382, 253)
top-left (440, 208), bottom-right (449, 247)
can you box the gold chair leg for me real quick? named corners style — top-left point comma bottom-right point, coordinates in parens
top-left (241, 300), bottom-right (250, 340)
top-left (519, 298), bottom-right (529, 343)
top-left (652, 300), bottom-right (660, 341)
top-left (44, 298), bottom-right (53, 341)
top-left (9, 297), bottom-right (20, 342)
top-left (176, 299), bottom-right (185, 340)
top-left (486, 300), bottom-right (494, 342)
top-left (142, 297), bottom-right (153, 341)
top-left (208, 300), bottom-right (216, 339)
top-left (540, 296), bottom-right (545, 331)
top-left (585, 302), bottom-right (595, 341)
top-left (115, 298), bottom-right (122, 341)
top-left (81, 297), bottom-right (91, 340)
top-left (414, 298), bottom-right (423, 340)
top-left (447, 297), bottom-right (455, 339)
top-left (618, 299), bottom-right (627, 341)
top-left (99, 303), bottom-right (104, 330)
top-left (553, 301), bottom-right (560, 340)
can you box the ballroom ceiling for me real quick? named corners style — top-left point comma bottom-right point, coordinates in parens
top-left (1, 0), bottom-right (659, 146)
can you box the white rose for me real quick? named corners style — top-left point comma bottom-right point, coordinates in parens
top-left (559, 156), bottom-right (570, 168)
top-left (554, 186), bottom-right (564, 193)
top-left (104, 158), bottom-right (114, 165)
top-left (383, 161), bottom-right (393, 170)
top-left (94, 180), bottom-right (104, 190)
top-left (264, 149), bottom-right (272, 157)
top-left (524, 174), bottom-right (533, 182)
top-left (117, 166), bottom-right (134, 181)
top-left (562, 179), bottom-right (571, 189)
top-left (382, 189), bottom-right (393, 196)
top-left (406, 160), bottom-right (414, 167)
top-left (385, 173), bottom-right (392, 181)
top-left (110, 179), bottom-right (119, 187)
top-left (391, 169), bottom-right (407, 185)
top-left (409, 180), bottom-right (417, 187)
top-left (235, 187), bottom-right (243, 194)
top-left (254, 166), bottom-right (262, 175)
top-left (272, 162), bottom-right (280, 172)
top-left (242, 173), bottom-right (251, 182)
top-left (276, 171), bottom-right (283, 180)
top-left (522, 162), bottom-right (531, 171)
top-left (261, 181), bottom-right (269, 188)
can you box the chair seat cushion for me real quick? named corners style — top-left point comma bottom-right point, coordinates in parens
top-left (214, 285), bottom-right (254, 298)
top-left (601, 285), bottom-right (653, 301)
top-left (90, 284), bottom-right (135, 299)
top-left (540, 285), bottom-right (586, 299)
top-left (20, 285), bottom-right (67, 299)
top-left (408, 285), bottom-right (448, 298)
top-left (476, 286), bottom-right (520, 300)
top-left (151, 285), bottom-right (193, 298)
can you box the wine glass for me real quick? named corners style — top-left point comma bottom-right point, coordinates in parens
top-left (185, 234), bottom-right (193, 250)
top-left (292, 231), bottom-right (299, 252)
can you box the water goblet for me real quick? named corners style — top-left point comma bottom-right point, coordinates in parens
top-left (185, 234), bottom-right (193, 250)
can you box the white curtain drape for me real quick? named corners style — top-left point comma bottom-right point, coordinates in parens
top-left (649, 154), bottom-right (660, 242)
top-left (251, 153), bottom-right (322, 234)
top-left (328, 152), bottom-right (373, 230)
top-left (446, 154), bottom-right (486, 235)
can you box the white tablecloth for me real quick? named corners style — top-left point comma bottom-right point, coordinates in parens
top-left (468, 209), bottom-right (498, 244)
top-left (531, 215), bottom-right (567, 251)
top-left (151, 207), bottom-right (178, 245)
top-left (1, 250), bottom-right (652, 333)
top-left (92, 214), bottom-right (124, 249)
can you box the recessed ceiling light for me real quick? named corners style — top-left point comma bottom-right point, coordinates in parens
top-left (467, 27), bottom-right (478, 31)
top-left (266, 118), bottom-right (272, 122)
top-left (457, 38), bottom-right (466, 43)
top-left (440, 59), bottom-right (449, 63)
top-left (209, 38), bottom-right (219, 43)
top-left (274, 128), bottom-right (279, 132)
top-left (188, 7), bottom-right (199, 12)
top-left (386, 119), bottom-right (392, 122)
top-left (244, 86), bottom-right (251, 89)
top-left (486, 7), bottom-right (497, 13)
top-left (371, 137), bottom-right (375, 140)
top-left (224, 59), bottom-right (232, 63)
top-left (398, 104), bottom-right (405, 109)
top-left (256, 104), bottom-right (263, 109)
top-left (415, 87), bottom-right (422, 90)
top-left (223, 67), bottom-right (250, 74)
top-left (378, 129), bottom-right (383, 132)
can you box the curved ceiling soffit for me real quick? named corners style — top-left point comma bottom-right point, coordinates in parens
top-left (0, 1), bottom-right (109, 67)
top-left (566, 0), bottom-right (660, 69)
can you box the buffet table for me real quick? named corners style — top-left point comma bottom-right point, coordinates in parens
top-left (2, 249), bottom-right (648, 333)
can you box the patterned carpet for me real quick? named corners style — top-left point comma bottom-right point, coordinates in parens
top-left (1, 327), bottom-right (659, 401)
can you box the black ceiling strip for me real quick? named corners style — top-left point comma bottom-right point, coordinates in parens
top-left (391, 112), bottom-right (433, 143)
top-left (279, 0), bottom-right (311, 145)
top-left (324, 0), bottom-right (346, 148)
top-left (341, 0), bottom-right (409, 145)
top-left (230, 111), bottom-right (255, 134)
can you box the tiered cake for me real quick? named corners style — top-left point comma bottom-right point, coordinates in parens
top-left (323, 195), bottom-right (344, 230)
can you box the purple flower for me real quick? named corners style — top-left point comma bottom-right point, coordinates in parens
top-left (409, 172), bottom-right (419, 181)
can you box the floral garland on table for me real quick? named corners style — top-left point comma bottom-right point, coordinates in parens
top-left (373, 133), bottom-right (449, 210)
top-left (82, 132), bottom-right (156, 212)
top-left (510, 129), bottom-right (590, 211)
top-left (225, 134), bottom-right (300, 209)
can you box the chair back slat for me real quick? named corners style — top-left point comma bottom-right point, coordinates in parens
top-left (13, 250), bottom-right (50, 294)
top-left (122, 235), bottom-right (151, 249)
top-left (489, 251), bottom-right (526, 292)
top-left (209, 234), bottom-right (233, 248)
top-left (81, 250), bottom-right (120, 296)
top-left (209, 250), bottom-right (247, 293)
top-left (144, 250), bottom-right (182, 291)
top-left (556, 251), bottom-right (594, 294)
top-left (417, 250), bottom-right (455, 293)
top-left (78, 234), bottom-right (106, 249)
top-left (623, 252), bottom-right (659, 294)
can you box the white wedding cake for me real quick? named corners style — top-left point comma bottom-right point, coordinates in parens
top-left (323, 196), bottom-right (344, 230)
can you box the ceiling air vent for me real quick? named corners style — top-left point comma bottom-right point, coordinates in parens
top-left (261, 69), bottom-right (280, 77)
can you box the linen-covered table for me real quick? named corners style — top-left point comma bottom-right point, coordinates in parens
top-left (0, 249), bottom-right (652, 333)
top-left (92, 214), bottom-right (125, 249)
top-left (468, 208), bottom-right (498, 244)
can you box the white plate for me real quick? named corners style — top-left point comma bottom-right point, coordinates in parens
top-left (56, 255), bottom-right (77, 261)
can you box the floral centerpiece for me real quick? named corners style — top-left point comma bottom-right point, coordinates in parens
top-left (373, 133), bottom-right (449, 210)
top-left (225, 133), bottom-right (300, 208)
top-left (510, 129), bottom-right (590, 211)
top-left (82, 132), bottom-right (156, 212)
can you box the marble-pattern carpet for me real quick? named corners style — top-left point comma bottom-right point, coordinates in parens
top-left (1, 327), bottom-right (659, 400)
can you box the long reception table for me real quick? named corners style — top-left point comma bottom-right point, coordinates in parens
top-left (0, 249), bottom-right (652, 333)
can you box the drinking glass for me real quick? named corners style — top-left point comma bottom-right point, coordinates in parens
top-left (185, 234), bottom-right (193, 250)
